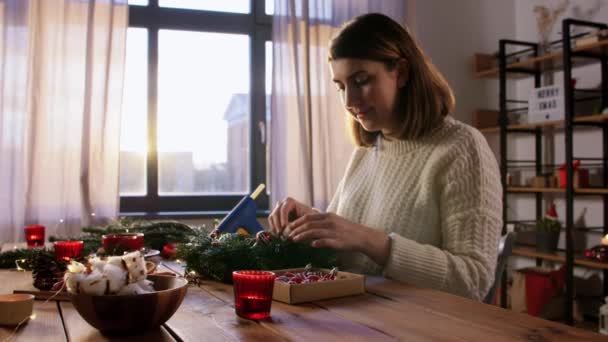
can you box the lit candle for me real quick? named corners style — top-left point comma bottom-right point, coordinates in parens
top-left (24, 225), bottom-right (45, 248)
top-left (232, 270), bottom-right (276, 320)
top-left (54, 241), bottom-right (84, 262)
top-left (602, 234), bottom-right (608, 246)
top-left (101, 233), bottom-right (144, 254)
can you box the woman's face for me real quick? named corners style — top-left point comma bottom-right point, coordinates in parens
top-left (330, 58), bottom-right (405, 136)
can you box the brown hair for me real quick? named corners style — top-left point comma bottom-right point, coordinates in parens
top-left (328, 13), bottom-right (455, 147)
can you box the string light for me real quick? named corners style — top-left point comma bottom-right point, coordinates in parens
top-left (189, 270), bottom-right (197, 276)
top-left (176, 259), bottom-right (182, 264)
top-left (29, 313), bottom-right (36, 320)
top-left (15, 259), bottom-right (26, 271)
top-left (91, 213), bottom-right (96, 217)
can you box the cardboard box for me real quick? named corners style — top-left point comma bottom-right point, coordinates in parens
top-left (272, 267), bottom-right (365, 304)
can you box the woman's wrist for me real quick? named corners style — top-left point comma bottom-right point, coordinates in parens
top-left (359, 227), bottom-right (391, 266)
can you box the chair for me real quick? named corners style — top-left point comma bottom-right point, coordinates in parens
top-left (483, 232), bottom-right (515, 304)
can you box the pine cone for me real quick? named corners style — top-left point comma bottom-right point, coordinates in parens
top-left (32, 251), bottom-right (65, 291)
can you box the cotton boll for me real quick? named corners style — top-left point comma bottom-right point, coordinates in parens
top-left (80, 270), bottom-right (107, 295)
top-left (137, 279), bottom-right (155, 292)
top-left (107, 256), bottom-right (126, 270)
top-left (64, 272), bottom-right (85, 294)
top-left (89, 257), bottom-right (106, 272)
top-left (67, 261), bottom-right (86, 274)
top-left (117, 283), bottom-right (148, 296)
top-left (122, 251), bottom-right (146, 284)
top-left (103, 264), bottom-right (128, 294)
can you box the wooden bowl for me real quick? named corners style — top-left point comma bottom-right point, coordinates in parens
top-left (69, 275), bottom-right (187, 335)
top-left (0, 294), bottom-right (34, 326)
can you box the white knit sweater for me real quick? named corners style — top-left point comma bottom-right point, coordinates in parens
top-left (326, 116), bottom-right (502, 301)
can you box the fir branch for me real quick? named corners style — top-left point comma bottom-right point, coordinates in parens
top-left (178, 230), bottom-right (336, 283)
top-left (0, 248), bottom-right (51, 270)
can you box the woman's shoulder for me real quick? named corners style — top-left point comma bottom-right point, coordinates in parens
top-left (437, 116), bottom-right (490, 150)
top-left (427, 116), bottom-right (496, 169)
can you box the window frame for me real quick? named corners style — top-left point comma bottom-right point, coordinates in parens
top-left (120, 0), bottom-right (271, 215)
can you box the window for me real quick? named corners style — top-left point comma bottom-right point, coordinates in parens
top-left (121, 0), bottom-right (271, 214)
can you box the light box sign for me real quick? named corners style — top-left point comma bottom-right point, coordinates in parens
top-left (527, 84), bottom-right (565, 123)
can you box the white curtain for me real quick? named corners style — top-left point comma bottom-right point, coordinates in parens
top-left (0, 0), bottom-right (127, 243)
top-left (270, 0), bottom-right (407, 209)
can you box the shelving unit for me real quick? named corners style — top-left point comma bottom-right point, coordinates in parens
top-left (513, 246), bottom-right (608, 270)
top-left (478, 19), bottom-right (608, 325)
top-left (507, 187), bottom-right (608, 194)
top-left (478, 113), bottom-right (608, 133)
top-left (475, 39), bottom-right (608, 79)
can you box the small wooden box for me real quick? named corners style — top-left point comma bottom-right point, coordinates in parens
top-left (272, 268), bottom-right (365, 304)
top-left (473, 53), bottom-right (496, 73)
top-left (473, 110), bottom-right (500, 129)
top-left (528, 175), bottom-right (558, 188)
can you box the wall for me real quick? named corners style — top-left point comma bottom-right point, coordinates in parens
top-left (412, 0), bottom-right (515, 124)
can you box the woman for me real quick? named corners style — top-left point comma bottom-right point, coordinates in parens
top-left (268, 13), bottom-right (502, 301)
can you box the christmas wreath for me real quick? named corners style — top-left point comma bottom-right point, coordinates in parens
top-left (0, 219), bottom-right (337, 287)
top-left (178, 230), bottom-right (337, 283)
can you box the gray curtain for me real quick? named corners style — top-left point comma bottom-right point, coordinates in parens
top-left (270, 0), bottom-right (407, 209)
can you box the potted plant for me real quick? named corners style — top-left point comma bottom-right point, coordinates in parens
top-left (536, 216), bottom-right (561, 253)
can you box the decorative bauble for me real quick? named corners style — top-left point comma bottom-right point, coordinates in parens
top-left (255, 231), bottom-right (272, 244)
top-left (162, 243), bottom-right (177, 259)
top-left (208, 229), bottom-right (220, 239)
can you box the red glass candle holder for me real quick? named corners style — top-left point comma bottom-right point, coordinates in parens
top-left (101, 233), bottom-right (144, 253)
top-left (232, 270), bottom-right (276, 320)
top-left (54, 241), bottom-right (84, 262)
top-left (24, 225), bottom-right (45, 248)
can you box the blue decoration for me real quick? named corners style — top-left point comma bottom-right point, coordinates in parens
top-left (216, 196), bottom-right (264, 235)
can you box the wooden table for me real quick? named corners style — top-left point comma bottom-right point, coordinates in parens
top-left (0, 260), bottom-right (605, 341)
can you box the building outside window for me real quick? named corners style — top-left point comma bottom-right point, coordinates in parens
top-left (120, 0), bottom-right (272, 214)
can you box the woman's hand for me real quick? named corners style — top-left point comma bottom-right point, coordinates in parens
top-left (287, 212), bottom-right (391, 266)
top-left (268, 197), bottom-right (317, 237)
